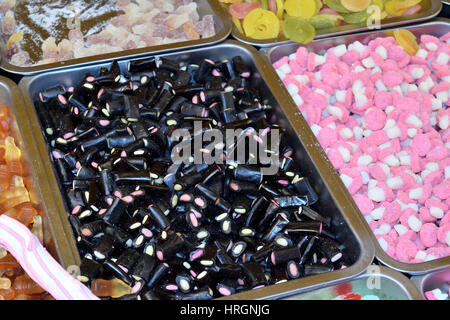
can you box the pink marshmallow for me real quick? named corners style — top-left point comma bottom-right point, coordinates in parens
top-left (437, 224), bottom-right (450, 245)
top-left (411, 134), bottom-right (432, 157)
top-left (420, 223), bottom-right (439, 247)
top-left (317, 127), bottom-right (338, 149)
top-left (419, 206), bottom-right (437, 223)
top-left (364, 108), bottom-right (387, 131)
top-left (433, 180), bottom-right (450, 200)
top-left (395, 239), bottom-right (418, 261)
top-left (353, 194), bottom-right (374, 215)
top-left (383, 201), bottom-right (402, 224)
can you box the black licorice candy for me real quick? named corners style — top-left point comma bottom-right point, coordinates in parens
top-left (36, 55), bottom-right (349, 300)
top-left (78, 257), bottom-right (103, 283)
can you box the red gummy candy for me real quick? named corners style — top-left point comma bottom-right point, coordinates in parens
top-left (334, 283), bottom-right (353, 296)
top-left (342, 292), bottom-right (362, 300)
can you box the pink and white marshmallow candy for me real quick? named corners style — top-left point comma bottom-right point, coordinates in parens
top-left (274, 31), bottom-right (450, 263)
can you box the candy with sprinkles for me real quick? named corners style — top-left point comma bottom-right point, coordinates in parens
top-left (34, 54), bottom-right (349, 300)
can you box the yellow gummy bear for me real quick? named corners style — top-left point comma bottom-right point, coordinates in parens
top-left (243, 8), bottom-right (280, 39)
top-left (284, 0), bottom-right (316, 19)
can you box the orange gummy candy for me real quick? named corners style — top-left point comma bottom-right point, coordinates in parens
top-left (15, 203), bottom-right (38, 227)
top-left (0, 119), bottom-right (9, 133)
top-left (0, 254), bottom-right (19, 270)
top-left (0, 105), bottom-right (7, 120)
top-left (0, 287), bottom-right (16, 300)
top-left (91, 279), bottom-right (133, 298)
top-left (13, 274), bottom-right (45, 295)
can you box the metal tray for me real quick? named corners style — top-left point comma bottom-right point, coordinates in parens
top-left (0, 0), bottom-right (232, 76)
top-left (411, 266), bottom-right (450, 299)
top-left (283, 265), bottom-right (423, 300)
top-left (263, 19), bottom-right (450, 275)
top-left (0, 75), bottom-right (71, 266)
top-left (215, 0), bottom-right (442, 47)
top-left (17, 40), bottom-right (374, 300)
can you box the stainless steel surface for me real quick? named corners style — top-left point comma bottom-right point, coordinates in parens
top-left (264, 19), bottom-right (450, 275)
top-left (0, 76), bottom-right (70, 265)
top-left (411, 266), bottom-right (450, 299)
top-left (0, 0), bottom-right (232, 76)
top-left (18, 40), bottom-right (374, 300)
top-left (214, 0), bottom-right (442, 47)
top-left (283, 265), bottom-right (424, 300)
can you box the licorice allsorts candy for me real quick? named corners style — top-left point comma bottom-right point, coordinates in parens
top-left (93, 234), bottom-right (116, 260)
top-left (129, 57), bottom-right (157, 73)
top-left (271, 246), bottom-right (301, 266)
top-left (286, 221), bottom-right (323, 236)
top-left (148, 204), bottom-right (170, 230)
top-left (304, 264), bottom-right (333, 276)
top-left (316, 237), bottom-right (343, 263)
top-left (242, 262), bottom-right (267, 288)
top-left (156, 232), bottom-right (185, 261)
top-left (78, 257), bottom-right (103, 283)
top-left (116, 248), bottom-right (140, 273)
top-left (132, 254), bottom-right (157, 282)
top-left (147, 262), bottom-right (170, 289)
top-left (36, 54), bottom-right (349, 300)
top-left (182, 286), bottom-right (214, 300)
top-left (102, 198), bottom-right (128, 225)
top-left (296, 206), bottom-right (331, 226)
top-left (103, 258), bottom-right (134, 286)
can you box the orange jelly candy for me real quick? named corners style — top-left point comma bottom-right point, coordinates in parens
top-left (15, 203), bottom-right (38, 227)
top-left (0, 254), bottom-right (19, 270)
top-left (13, 274), bottom-right (45, 295)
top-left (0, 105), bottom-right (7, 120)
top-left (0, 288), bottom-right (16, 300)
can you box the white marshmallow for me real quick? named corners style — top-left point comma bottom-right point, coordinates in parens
top-left (370, 207), bottom-right (385, 220)
top-left (386, 176), bottom-right (403, 189)
top-left (407, 215), bottom-right (422, 232)
top-left (368, 187), bottom-right (386, 202)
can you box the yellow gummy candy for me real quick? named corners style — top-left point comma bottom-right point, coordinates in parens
top-left (232, 16), bottom-right (244, 34)
top-left (314, 0), bottom-right (323, 15)
top-left (385, 0), bottom-right (421, 15)
top-left (243, 8), bottom-right (280, 39)
top-left (394, 29), bottom-right (419, 56)
top-left (341, 0), bottom-right (371, 12)
top-left (276, 0), bottom-right (285, 19)
top-left (371, 0), bottom-right (385, 10)
top-left (284, 0), bottom-right (316, 19)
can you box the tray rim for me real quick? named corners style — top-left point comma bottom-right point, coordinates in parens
top-left (410, 265), bottom-right (450, 299)
top-left (283, 265), bottom-right (424, 300)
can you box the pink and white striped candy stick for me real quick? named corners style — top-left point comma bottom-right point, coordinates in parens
top-left (0, 214), bottom-right (99, 300)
